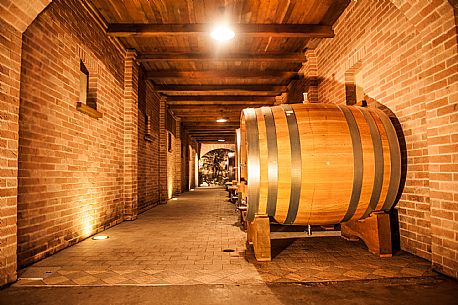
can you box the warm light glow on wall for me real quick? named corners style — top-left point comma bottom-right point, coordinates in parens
top-left (195, 153), bottom-right (199, 189)
top-left (216, 118), bottom-right (228, 123)
top-left (167, 179), bottom-right (173, 199)
top-left (81, 207), bottom-right (95, 238)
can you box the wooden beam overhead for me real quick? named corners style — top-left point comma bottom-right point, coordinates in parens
top-left (180, 117), bottom-right (240, 123)
top-left (167, 96), bottom-right (276, 102)
top-left (167, 101), bottom-right (273, 106)
top-left (183, 123), bottom-right (240, 128)
top-left (192, 136), bottom-right (235, 140)
top-left (145, 70), bottom-right (296, 80)
top-left (107, 23), bottom-right (334, 38)
top-left (155, 85), bottom-right (287, 96)
top-left (183, 121), bottom-right (240, 125)
top-left (177, 112), bottom-right (244, 116)
top-left (137, 53), bottom-right (305, 62)
top-left (188, 131), bottom-right (236, 135)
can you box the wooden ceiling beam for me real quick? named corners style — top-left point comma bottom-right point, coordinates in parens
top-left (192, 136), bottom-right (235, 140)
top-left (155, 84), bottom-right (286, 96)
top-left (138, 53), bottom-right (305, 62)
top-left (171, 113), bottom-right (242, 118)
top-left (145, 70), bottom-right (296, 80)
top-left (167, 96), bottom-right (276, 102)
top-left (188, 132), bottom-right (236, 136)
top-left (184, 121), bottom-right (239, 125)
top-left (107, 23), bottom-right (334, 38)
top-left (180, 118), bottom-right (240, 123)
top-left (167, 101), bottom-right (273, 105)
top-left (183, 124), bottom-right (240, 129)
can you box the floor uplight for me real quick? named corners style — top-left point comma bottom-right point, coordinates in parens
top-left (92, 235), bottom-right (109, 240)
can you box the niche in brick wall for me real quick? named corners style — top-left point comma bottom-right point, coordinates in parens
top-left (76, 47), bottom-right (102, 119)
top-left (345, 61), bottom-right (364, 106)
top-left (144, 114), bottom-right (153, 142)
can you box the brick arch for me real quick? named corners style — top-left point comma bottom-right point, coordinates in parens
top-left (389, 0), bottom-right (456, 32)
top-left (2, 0), bottom-right (52, 33)
top-left (200, 143), bottom-right (235, 158)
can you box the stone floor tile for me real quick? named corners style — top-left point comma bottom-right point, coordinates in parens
top-left (14, 188), bottom-right (434, 287)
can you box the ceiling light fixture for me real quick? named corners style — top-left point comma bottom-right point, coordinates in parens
top-left (216, 118), bottom-right (228, 123)
top-left (210, 24), bottom-right (235, 41)
top-left (218, 139), bottom-right (225, 142)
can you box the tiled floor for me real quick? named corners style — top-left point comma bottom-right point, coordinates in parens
top-left (15, 187), bottom-right (433, 286)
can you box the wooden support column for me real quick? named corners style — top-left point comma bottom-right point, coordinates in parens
top-left (247, 215), bottom-right (271, 262)
top-left (159, 96), bottom-right (168, 203)
top-left (341, 212), bottom-right (392, 257)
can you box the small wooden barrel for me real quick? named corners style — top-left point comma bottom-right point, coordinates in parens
top-left (239, 103), bottom-right (401, 225)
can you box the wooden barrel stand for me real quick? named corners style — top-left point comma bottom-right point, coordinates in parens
top-left (341, 212), bottom-right (392, 257)
top-left (246, 212), bottom-right (392, 260)
top-left (247, 215), bottom-right (271, 261)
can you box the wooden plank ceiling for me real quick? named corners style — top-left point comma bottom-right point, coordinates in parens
top-left (90, 0), bottom-right (350, 143)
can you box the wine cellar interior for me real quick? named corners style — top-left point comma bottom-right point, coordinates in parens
top-left (0, 0), bottom-right (457, 304)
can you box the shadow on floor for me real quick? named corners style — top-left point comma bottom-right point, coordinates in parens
top-left (271, 238), bottom-right (298, 259)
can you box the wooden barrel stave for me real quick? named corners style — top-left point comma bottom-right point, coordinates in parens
top-left (307, 104), bottom-right (353, 225)
top-left (239, 103), bottom-right (401, 226)
top-left (256, 107), bottom-right (269, 216)
top-left (348, 107), bottom-right (375, 221)
top-left (271, 106), bottom-right (291, 224)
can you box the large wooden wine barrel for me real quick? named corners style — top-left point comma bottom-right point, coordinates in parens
top-left (239, 103), bottom-right (401, 225)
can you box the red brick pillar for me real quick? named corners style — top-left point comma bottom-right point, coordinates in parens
top-left (274, 93), bottom-right (288, 105)
top-left (303, 50), bottom-right (319, 103)
top-left (0, 19), bottom-right (21, 287)
top-left (159, 96), bottom-right (168, 203)
top-left (174, 117), bottom-right (182, 195)
top-left (0, 0), bottom-right (52, 287)
top-left (123, 50), bottom-right (139, 220)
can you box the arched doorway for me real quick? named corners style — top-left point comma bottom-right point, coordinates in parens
top-left (198, 149), bottom-right (235, 186)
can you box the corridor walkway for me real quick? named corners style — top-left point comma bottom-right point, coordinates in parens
top-left (15, 187), bottom-right (433, 286)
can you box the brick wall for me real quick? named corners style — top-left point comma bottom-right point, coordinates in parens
top-left (0, 18), bottom-right (22, 286)
top-left (137, 76), bottom-right (161, 213)
top-left (0, 0), bottom-right (52, 33)
top-left (17, 0), bottom-right (126, 267)
top-left (313, 0), bottom-right (458, 278)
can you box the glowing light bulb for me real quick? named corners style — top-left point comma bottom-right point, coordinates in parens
top-left (210, 25), bottom-right (235, 41)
